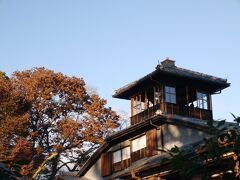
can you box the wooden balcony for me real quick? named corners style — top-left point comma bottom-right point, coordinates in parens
top-left (112, 159), bottom-right (130, 172)
top-left (131, 147), bottom-right (147, 163)
top-left (130, 102), bottom-right (213, 125)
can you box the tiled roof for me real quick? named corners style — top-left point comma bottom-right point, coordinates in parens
top-left (78, 114), bottom-right (231, 177)
top-left (113, 61), bottom-right (230, 98)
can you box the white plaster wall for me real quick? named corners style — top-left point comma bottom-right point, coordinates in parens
top-left (82, 125), bottom-right (210, 179)
top-left (81, 140), bottom-right (131, 180)
top-left (82, 159), bottom-right (103, 180)
top-left (159, 124), bottom-right (210, 150)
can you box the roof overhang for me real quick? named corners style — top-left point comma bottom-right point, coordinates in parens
top-left (113, 65), bottom-right (230, 100)
top-left (78, 114), bottom-right (221, 177)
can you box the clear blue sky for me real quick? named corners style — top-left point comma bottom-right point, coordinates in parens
top-left (0, 0), bottom-right (240, 121)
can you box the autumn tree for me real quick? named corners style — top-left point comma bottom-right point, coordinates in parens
top-left (0, 68), bottom-right (119, 179)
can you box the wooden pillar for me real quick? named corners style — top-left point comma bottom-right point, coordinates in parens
top-left (208, 94), bottom-right (212, 111)
top-left (144, 91), bottom-right (148, 110)
top-left (139, 96), bottom-right (141, 114)
top-left (160, 126), bottom-right (164, 148)
top-left (196, 89), bottom-right (198, 119)
top-left (161, 85), bottom-right (164, 112)
top-left (131, 97), bottom-right (134, 117)
top-left (208, 94), bottom-right (213, 119)
top-left (136, 96), bottom-right (138, 115)
top-left (153, 86), bottom-right (156, 105)
top-left (146, 128), bottom-right (157, 156)
top-left (200, 109), bottom-right (202, 120)
top-left (136, 96), bottom-right (138, 122)
top-left (101, 153), bottom-right (112, 176)
top-left (186, 86), bottom-right (189, 116)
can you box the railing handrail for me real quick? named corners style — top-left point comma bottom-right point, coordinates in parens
top-left (130, 102), bottom-right (213, 125)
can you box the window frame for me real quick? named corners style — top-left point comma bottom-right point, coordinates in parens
top-left (113, 149), bottom-right (122, 163)
top-left (131, 135), bottom-right (147, 152)
top-left (196, 91), bottom-right (208, 110)
top-left (112, 146), bottom-right (131, 172)
top-left (131, 94), bottom-right (145, 116)
top-left (164, 85), bottom-right (176, 104)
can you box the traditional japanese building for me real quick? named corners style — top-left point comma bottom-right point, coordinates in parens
top-left (78, 59), bottom-right (230, 180)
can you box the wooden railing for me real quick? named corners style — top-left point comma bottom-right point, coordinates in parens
top-left (188, 107), bottom-right (212, 120)
top-left (131, 147), bottom-right (147, 163)
top-left (112, 159), bottom-right (130, 172)
top-left (131, 104), bottom-right (161, 125)
top-left (130, 102), bottom-right (213, 125)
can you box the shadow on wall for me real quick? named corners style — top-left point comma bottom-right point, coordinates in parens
top-left (161, 124), bottom-right (208, 150)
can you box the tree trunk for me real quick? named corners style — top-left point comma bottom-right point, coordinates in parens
top-left (32, 152), bottom-right (59, 180)
top-left (49, 155), bottom-right (60, 180)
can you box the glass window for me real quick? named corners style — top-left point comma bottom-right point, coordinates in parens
top-left (165, 86), bottom-right (176, 104)
top-left (113, 150), bottom-right (121, 163)
top-left (113, 147), bottom-right (130, 164)
top-left (197, 92), bottom-right (208, 110)
top-left (132, 95), bottom-right (144, 116)
top-left (122, 147), bottom-right (130, 160)
top-left (132, 135), bottom-right (146, 152)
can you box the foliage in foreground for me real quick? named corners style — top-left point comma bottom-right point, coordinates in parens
top-left (161, 115), bottom-right (240, 179)
top-left (0, 68), bottom-right (119, 179)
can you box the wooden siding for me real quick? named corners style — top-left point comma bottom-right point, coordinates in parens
top-left (112, 161), bottom-right (122, 172)
top-left (101, 153), bottom-right (112, 177)
top-left (122, 159), bottom-right (131, 170)
top-left (131, 103), bottom-right (161, 125)
top-left (112, 159), bottom-right (130, 172)
top-left (146, 128), bottom-right (157, 156)
top-left (131, 147), bottom-right (147, 162)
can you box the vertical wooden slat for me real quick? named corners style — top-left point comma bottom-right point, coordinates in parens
top-left (210, 94), bottom-right (212, 111)
top-left (146, 128), bottom-right (157, 156)
top-left (134, 96), bottom-right (136, 116)
top-left (161, 84), bottom-right (164, 111)
top-left (200, 109), bottom-right (202, 120)
top-left (160, 126), bottom-right (164, 148)
top-left (139, 94), bottom-right (142, 112)
top-left (209, 94), bottom-right (213, 119)
top-left (186, 86), bottom-right (189, 116)
top-left (196, 89), bottom-right (198, 108)
top-left (207, 94), bottom-right (211, 111)
top-left (186, 86), bottom-right (189, 104)
top-left (153, 86), bottom-right (156, 105)
top-left (144, 90), bottom-right (148, 110)
top-left (131, 97), bottom-right (134, 117)
top-left (135, 96), bottom-right (138, 115)
top-left (101, 153), bottom-right (112, 177)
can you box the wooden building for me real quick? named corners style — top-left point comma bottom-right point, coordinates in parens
top-left (78, 59), bottom-right (230, 180)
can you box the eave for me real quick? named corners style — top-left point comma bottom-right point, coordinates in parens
top-left (113, 65), bottom-right (230, 100)
top-left (78, 114), bottom-right (218, 177)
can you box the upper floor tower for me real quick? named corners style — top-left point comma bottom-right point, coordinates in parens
top-left (113, 59), bottom-right (230, 125)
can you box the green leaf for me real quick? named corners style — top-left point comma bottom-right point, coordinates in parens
top-left (231, 113), bottom-right (237, 119)
top-left (234, 117), bottom-right (240, 124)
top-left (219, 134), bottom-right (226, 142)
top-left (217, 120), bottom-right (225, 128)
top-left (236, 135), bottom-right (240, 146)
top-left (160, 157), bottom-right (170, 164)
top-left (231, 113), bottom-right (240, 124)
top-left (170, 145), bottom-right (180, 154)
top-left (207, 119), bottom-right (214, 127)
